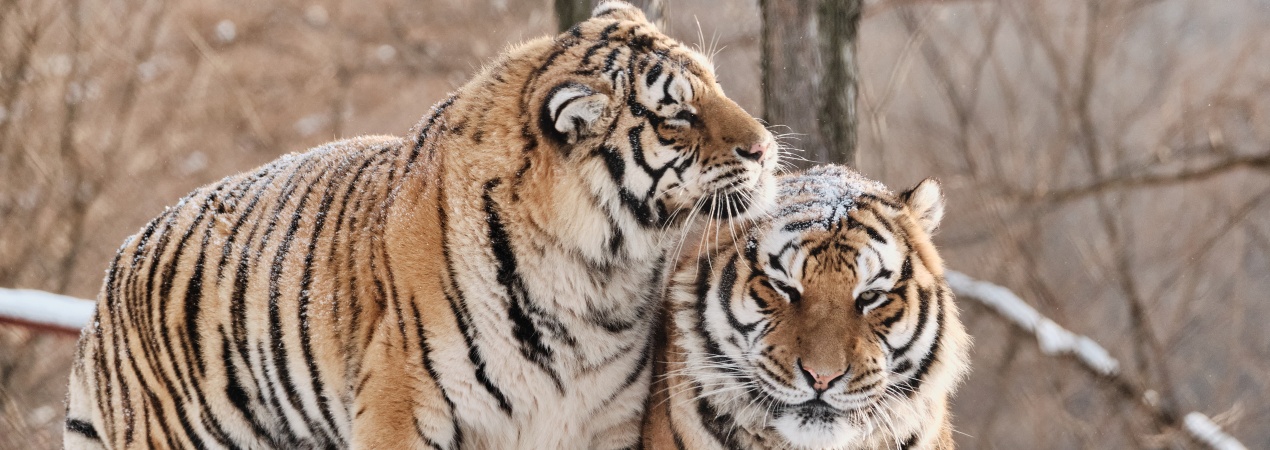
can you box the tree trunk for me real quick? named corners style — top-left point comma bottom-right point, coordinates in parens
top-left (555, 0), bottom-right (669, 32)
top-left (760, 0), bottom-right (862, 167)
top-left (627, 0), bottom-right (668, 30)
top-left (555, 0), bottom-right (594, 32)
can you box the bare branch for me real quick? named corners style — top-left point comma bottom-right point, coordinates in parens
top-left (1026, 153), bottom-right (1270, 203)
top-left (948, 271), bottom-right (1249, 450)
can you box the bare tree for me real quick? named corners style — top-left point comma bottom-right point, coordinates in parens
top-left (555, 0), bottom-right (593, 32)
top-left (556, 0), bottom-right (669, 32)
top-left (760, 0), bottom-right (862, 167)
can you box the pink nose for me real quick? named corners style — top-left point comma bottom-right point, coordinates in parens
top-left (800, 363), bottom-right (846, 392)
top-left (737, 141), bottom-right (770, 161)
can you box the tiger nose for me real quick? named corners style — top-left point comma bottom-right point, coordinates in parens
top-left (799, 361), bottom-right (847, 392)
top-left (735, 140), bottom-right (770, 162)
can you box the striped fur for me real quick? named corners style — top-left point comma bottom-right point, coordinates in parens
top-left (64, 3), bottom-right (778, 449)
top-left (643, 165), bottom-right (970, 450)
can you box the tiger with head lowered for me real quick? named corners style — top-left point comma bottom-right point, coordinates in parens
top-left (64, 3), bottom-right (778, 448)
top-left (642, 165), bottom-right (970, 450)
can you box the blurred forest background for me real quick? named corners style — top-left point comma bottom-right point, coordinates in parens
top-left (1, 0), bottom-right (1268, 448)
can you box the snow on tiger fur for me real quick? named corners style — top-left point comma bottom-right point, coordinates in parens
top-left (643, 165), bottom-right (970, 450)
top-left (63, 2), bottom-right (778, 449)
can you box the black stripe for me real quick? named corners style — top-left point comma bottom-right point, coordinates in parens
top-left (692, 257), bottom-right (747, 381)
top-left (869, 268), bottom-right (893, 284)
top-left (899, 286), bottom-right (947, 395)
top-left (879, 304), bottom-right (907, 330)
top-left (92, 250), bottom-right (123, 442)
top-left (119, 214), bottom-right (196, 448)
top-left (219, 326), bottom-right (275, 445)
top-left (438, 179), bottom-right (514, 416)
top-left (645, 61), bottom-right (663, 86)
top-left (116, 216), bottom-right (164, 444)
top-left (658, 71), bottom-right (676, 105)
top-left (718, 255), bottom-right (758, 334)
top-left (406, 95), bottom-right (457, 173)
top-left (603, 47), bottom-right (622, 73)
top-left (892, 286), bottom-right (932, 356)
top-left (112, 221), bottom-right (156, 444)
top-left (296, 156), bottom-right (361, 446)
top-left (413, 421), bottom-right (447, 450)
top-left (178, 191), bottom-right (241, 448)
top-left (214, 168), bottom-right (274, 281)
top-left (900, 433), bottom-right (919, 449)
top-left (323, 154), bottom-right (382, 370)
top-left (483, 178), bottom-right (566, 392)
top-left (342, 153), bottom-right (397, 359)
top-left (138, 202), bottom-right (213, 450)
top-left (268, 163), bottom-right (338, 445)
top-left (407, 299), bottom-right (463, 449)
top-left (898, 256), bottom-right (913, 283)
top-left (850, 216), bottom-right (887, 243)
top-left (692, 380), bottom-right (745, 450)
top-left (599, 333), bottom-right (654, 409)
top-left (859, 193), bottom-right (904, 210)
top-left (234, 157), bottom-right (318, 445)
top-left (65, 418), bottom-right (99, 440)
top-left (228, 176), bottom-right (300, 445)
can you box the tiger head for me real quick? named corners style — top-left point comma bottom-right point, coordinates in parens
top-left (672, 165), bottom-right (970, 448)
top-left (528, 2), bottom-right (778, 230)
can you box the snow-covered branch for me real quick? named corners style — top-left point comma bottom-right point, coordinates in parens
top-left (946, 270), bottom-right (1247, 450)
top-left (0, 287), bottom-right (95, 335)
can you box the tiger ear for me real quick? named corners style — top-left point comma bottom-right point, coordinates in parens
top-left (591, 1), bottom-right (650, 24)
top-left (546, 82), bottom-right (611, 145)
top-left (900, 178), bottom-right (945, 235)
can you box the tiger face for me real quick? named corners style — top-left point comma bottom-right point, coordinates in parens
top-left (672, 166), bottom-right (969, 449)
top-left (534, 4), bottom-right (778, 229)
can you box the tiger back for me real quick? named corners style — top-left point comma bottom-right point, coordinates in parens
top-left (64, 2), bottom-right (779, 449)
top-left (643, 165), bottom-right (970, 449)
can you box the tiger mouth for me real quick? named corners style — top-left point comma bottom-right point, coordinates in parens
top-left (787, 399), bottom-right (842, 423)
top-left (760, 387), bottom-right (881, 420)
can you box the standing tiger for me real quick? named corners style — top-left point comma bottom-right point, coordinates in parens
top-left (642, 165), bottom-right (970, 450)
top-left (64, 3), bottom-right (779, 449)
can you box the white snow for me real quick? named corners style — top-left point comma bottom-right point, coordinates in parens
top-left (1184, 413), bottom-right (1247, 450)
top-left (945, 270), bottom-right (1119, 375)
top-left (215, 20), bottom-right (237, 43)
top-left (0, 288), bottom-right (94, 332)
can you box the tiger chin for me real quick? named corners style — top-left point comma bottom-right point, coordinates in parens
top-left (643, 165), bottom-right (971, 450)
top-left (64, 2), bottom-right (777, 449)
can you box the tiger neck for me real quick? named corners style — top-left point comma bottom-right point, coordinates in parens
top-left (504, 153), bottom-right (672, 269)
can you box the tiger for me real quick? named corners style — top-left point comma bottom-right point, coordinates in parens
top-left (641, 165), bottom-right (970, 450)
top-left (63, 2), bottom-right (779, 449)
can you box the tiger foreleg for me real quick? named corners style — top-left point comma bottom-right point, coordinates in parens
top-left (351, 327), bottom-right (458, 450)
